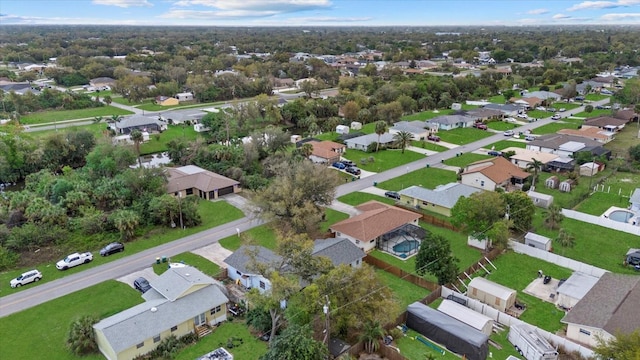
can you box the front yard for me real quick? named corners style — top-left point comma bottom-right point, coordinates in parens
top-left (342, 149), bottom-right (425, 172)
top-left (337, 192), bottom-right (396, 206)
top-left (486, 140), bottom-right (527, 150)
top-left (435, 127), bottom-right (495, 145)
top-left (20, 106), bottom-right (133, 124)
top-left (529, 120), bottom-right (581, 135)
top-left (377, 167), bottom-right (458, 191)
top-left (443, 153), bottom-right (491, 168)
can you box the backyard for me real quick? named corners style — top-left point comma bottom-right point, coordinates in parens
top-left (139, 124), bottom-right (202, 155)
top-left (174, 321), bottom-right (268, 360)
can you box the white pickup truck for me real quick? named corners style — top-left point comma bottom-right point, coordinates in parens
top-left (56, 252), bottom-right (93, 270)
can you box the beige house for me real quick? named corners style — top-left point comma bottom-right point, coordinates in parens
top-left (397, 183), bottom-right (481, 217)
top-left (467, 277), bottom-right (517, 313)
top-left (502, 147), bottom-right (558, 170)
top-left (155, 96), bottom-right (179, 106)
top-left (167, 165), bottom-right (240, 200)
top-left (93, 266), bottom-right (228, 360)
top-left (460, 157), bottom-right (530, 192)
top-left (307, 140), bottom-right (346, 164)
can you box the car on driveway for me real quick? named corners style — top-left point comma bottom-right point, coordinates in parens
top-left (134, 277), bottom-right (152, 293)
top-left (427, 134), bottom-right (440, 142)
top-left (558, 108), bottom-right (566, 112)
top-left (551, 114), bottom-right (561, 120)
top-left (100, 242), bottom-right (124, 256)
top-left (473, 122), bottom-right (488, 130)
top-left (10, 269), bottom-right (42, 288)
top-left (525, 135), bottom-right (536, 141)
top-left (332, 162), bottom-right (346, 170)
top-left (516, 113), bottom-right (528, 119)
top-left (503, 130), bottom-right (514, 136)
top-left (488, 150), bottom-right (502, 156)
top-left (384, 191), bottom-right (400, 200)
top-left (340, 160), bottom-right (355, 167)
top-left (345, 166), bottom-right (361, 176)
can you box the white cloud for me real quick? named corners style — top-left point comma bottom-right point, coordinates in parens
top-left (600, 12), bottom-right (640, 20)
top-left (92, 0), bottom-right (153, 8)
top-left (159, 9), bottom-right (279, 19)
top-left (287, 16), bottom-right (371, 22)
top-left (172, 0), bottom-right (331, 12)
top-left (0, 13), bottom-right (154, 25)
top-left (553, 13), bottom-right (572, 19)
top-left (567, 0), bottom-right (640, 11)
top-left (527, 8), bottom-right (549, 15)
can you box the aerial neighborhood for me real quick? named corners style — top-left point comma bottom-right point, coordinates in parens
top-left (1, 5), bottom-right (640, 360)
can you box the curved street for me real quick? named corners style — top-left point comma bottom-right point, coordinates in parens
top-left (0, 98), bottom-right (610, 317)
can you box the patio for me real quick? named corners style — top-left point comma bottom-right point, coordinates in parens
top-left (378, 224), bottom-right (427, 259)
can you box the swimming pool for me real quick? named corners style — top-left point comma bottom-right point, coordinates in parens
top-left (393, 240), bottom-right (420, 253)
top-left (608, 210), bottom-right (635, 223)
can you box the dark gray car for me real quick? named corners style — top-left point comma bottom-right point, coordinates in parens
top-left (133, 277), bottom-right (151, 293)
top-left (100, 242), bottom-right (124, 256)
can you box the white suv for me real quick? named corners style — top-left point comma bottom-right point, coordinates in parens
top-left (10, 269), bottom-right (42, 288)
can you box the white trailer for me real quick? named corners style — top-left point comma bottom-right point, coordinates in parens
top-left (508, 324), bottom-right (558, 360)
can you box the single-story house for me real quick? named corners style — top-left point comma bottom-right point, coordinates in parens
top-left (155, 96), bottom-right (179, 106)
top-left (274, 78), bottom-right (294, 88)
top-left (330, 201), bottom-right (421, 253)
top-left (579, 162), bottom-right (603, 177)
top-left (307, 140), bottom-right (346, 164)
top-left (526, 134), bottom-right (608, 159)
top-left (630, 188), bottom-right (640, 212)
top-left (583, 116), bottom-right (628, 133)
top-left (389, 121), bottom-right (429, 140)
top-left (561, 273), bottom-right (640, 347)
top-left (460, 156), bottom-right (530, 192)
top-left (527, 190), bottom-right (553, 209)
top-left (176, 92), bottom-right (194, 102)
top-left (93, 266), bottom-right (228, 360)
top-left (398, 183), bottom-right (482, 217)
top-left (0, 82), bottom-right (41, 96)
top-left (555, 272), bottom-right (601, 310)
top-left (113, 115), bottom-right (166, 135)
top-left (524, 232), bottom-right (552, 251)
top-left (613, 109), bottom-right (639, 123)
top-left (161, 110), bottom-right (206, 125)
top-left (464, 108), bottom-right (503, 121)
top-left (426, 114), bottom-right (476, 131)
top-left (557, 127), bottom-right (615, 144)
top-left (523, 91), bottom-right (562, 102)
top-left (510, 96), bottom-right (542, 109)
top-left (576, 80), bottom-right (602, 95)
top-left (166, 165), bottom-right (240, 200)
top-left (90, 77), bottom-right (116, 88)
top-left (224, 238), bottom-right (365, 293)
top-left (502, 147), bottom-right (558, 170)
top-left (343, 132), bottom-right (395, 151)
top-left (481, 103), bottom-right (523, 117)
top-left (467, 277), bottom-right (517, 313)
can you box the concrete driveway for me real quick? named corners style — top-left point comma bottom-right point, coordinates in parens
top-left (191, 243), bottom-right (232, 268)
top-left (116, 267), bottom-right (159, 290)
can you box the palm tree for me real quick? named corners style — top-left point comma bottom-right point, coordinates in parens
top-left (299, 143), bottom-right (313, 158)
top-left (66, 315), bottom-right (99, 355)
top-left (92, 116), bottom-right (103, 123)
top-left (374, 120), bottom-right (388, 152)
top-left (555, 228), bottom-right (575, 253)
top-left (359, 321), bottom-right (385, 354)
top-left (110, 114), bottom-right (122, 124)
top-left (526, 158), bottom-right (543, 188)
top-left (130, 129), bottom-right (144, 167)
top-left (544, 204), bottom-right (564, 230)
top-left (393, 130), bottom-right (413, 154)
top-left (103, 95), bottom-right (112, 106)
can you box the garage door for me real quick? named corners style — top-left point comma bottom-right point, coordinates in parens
top-left (218, 186), bottom-right (234, 196)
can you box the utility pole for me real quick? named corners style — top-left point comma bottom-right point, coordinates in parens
top-left (322, 296), bottom-right (330, 346)
top-left (177, 183), bottom-right (184, 230)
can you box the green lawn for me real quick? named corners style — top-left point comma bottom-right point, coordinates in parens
top-left (219, 224), bottom-right (278, 251)
top-left (342, 149), bottom-right (425, 172)
top-left (525, 110), bottom-right (551, 119)
top-left (605, 123), bottom-right (640, 158)
top-left (376, 269), bottom-right (430, 312)
top-left (487, 121), bottom-right (519, 131)
top-left (487, 140), bottom-right (527, 151)
top-left (573, 171), bottom-right (640, 215)
top-left (435, 128), bottom-right (495, 145)
top-left (20, 106), bottom-right (133, 124)
top-left (1, 200), bottom-right (244, 297)
top-left (529, 121), bottom-right (581, 135)
top-left (320, 208), bottom-right (349, 232)
top-left (377, 167), bottom-right (458, 191)
top-left (152, 252), bottom-right (221, 278)
top-left (337, 192), bottom-right (396, 206)
top-left (488, 94), bottom-right (506, 104)
top-left (410, 140), bottom-right (449, 152)
top-left (139, 125), bottom-right (202, 155)
top-left (27, 122), bottom-right (112, 139)
top-left (0, 281), bottom-right (143, 360)
top-left (402, 109), bottom-right (455, 121)
top-left (585, 93), bottom-right (610, 101)
top-left (175, 321), bottom-right (268, 360)
top-left (573, 109), bottom-right (613, 118)
top-left (443, 153), bottom-right (491, 168)
top-left (138, 102), bottom-right (186, 111)
top-left (483, 252), bottom-right (573, 332)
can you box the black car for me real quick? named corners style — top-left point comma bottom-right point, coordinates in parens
top-left (133, 277), bottom-right (151, 293)
top-left (488, 150), bottom-right (502, 156)
top-left (340, 160), bottom-right (355, 167)
top-left (384, 191), bottom-right (400, 200)
top-left (100, 242), bottom-right (125, 256)
top-left (345, 166), bottom-right (361, 176)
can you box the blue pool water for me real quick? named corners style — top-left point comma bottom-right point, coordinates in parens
top-left (393, 240), bottom-right (420, 253)
top-left (608, 210), bottom-right (635, 223)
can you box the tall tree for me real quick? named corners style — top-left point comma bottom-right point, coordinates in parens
top-left (543, 204), bottom-right (564, 230)
top-left (374, 120), bottom-right (388, 152)
top-left (451, 191), bottom-right (506, 236)
top-left (502, 190), bottom-right (536, 233)
top-left (66, 315), bottom-right (99, 356)
top-left (129, 129), bottom-right (144, 167)
top-left (259, 324), bottom-right (328, 360)
top-left (359, 321), bottom-right (385, 354)
top-left (392, 130), bottom-right (413, 154)
top-left (594, 329), bottom-right (640, 360)
top-left (526, 158), bottom-right (543, 187)
top-left (415, 233), bottom-right (459, 285)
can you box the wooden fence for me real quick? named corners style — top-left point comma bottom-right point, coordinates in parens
top-left (394, 204), bottom-right (459, 231)
top-left (364, 255), bottom-right (440, 291)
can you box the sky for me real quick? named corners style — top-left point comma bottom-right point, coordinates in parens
top-left (1, 0), bottom-right (640, 26)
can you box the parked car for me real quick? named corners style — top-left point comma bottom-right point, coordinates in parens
top-left (558, 108), bottom-right (566, 112)
top-left (10, 269), bottom-right (42, 288)
top-left (535, 106), bottom-right (546, 111)
top-left (575, 96), bottom-right (584, 101)
top-left (331, 162), bottom-right (346, 170)
top-left (340, 160), bottom-right (355, 167)
top-left (427, 134), bottom-right (441, 142)
top-left (525, 135), bottom-right (536, 141)
top-left (474, 123), bottom-right (488, 130)
top-left (595, 105), bottom-right (604, 110)
top-left (547, 107), bottom-right (557, 112)
top-left (516, 113), bottom-right (528, 119)
top-left (488, 150), bottom-right (502, 156)
top-left (56, 252), bottom-right (93, 270)
top-left (100, 242), bottom-right (124, 256)
top-left (134, 277), bottom-right (152, 293)
top-left (503, 130), bottom-right (514, 136)
top-left (551, 114), bottom-right (561, 120)
top-left (384, 191), bottom-right (400, 200)
top-left (345, 166), bottom-right (361, 176)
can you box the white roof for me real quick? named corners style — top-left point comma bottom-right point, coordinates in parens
top-left (580, 162), bottom-right (598, 169)
top-left (525, 232), bottom-right (551, 245)
top-left (557, 272), bottom-right (601, 301)
top-left (527, 190), bottom-right (553, 201)
top-left (558, 141), bottom-right (585, 152)
top-left (437, 299), bottom-right (493, 331)
top-left (468, 277), bottom-right (516, 300)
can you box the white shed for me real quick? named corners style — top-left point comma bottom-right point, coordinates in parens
top-left (559, 179), bottom-right (575, 193)
top-left (175, 92), bottom-right (194, 102)
top-left (290, 134), bottom-right (302, 143)
top-left (437, 299), bottom-right (494, 336)
top-left (527, 190), bottom-right (553, 209)
top-left (579, 162), bottom-right (601, 177)
top-left (350, 121), bottom-right (362, 130)
top-left (556, 272), bottom-right (600, 309)
top-left (545, 176), bottom-right (559, 189)
top-left (336, 125), bottom-right (350, 134)
top-left (524, 232), bottom-right (552, 251)
top-left (467, 277), bottom-right (517, 312)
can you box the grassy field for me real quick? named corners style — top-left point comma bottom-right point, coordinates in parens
top-left (0, 280), bottom-right (143, 360)
top-left (139, 124), bottom-right (202, 155)
top-left (574, 171), bottom-right (640, 215)
top-left (443, 153), bottom-right (491, 168)
top-left (174, 321), bottom-right (268, 360)
top-left (604, 121), bottom-right (640, 157)
top-left (525, 109), bottom-right (551, 119)
top-left (337, 192), bottom-right (396, 206)
top-left (219, 224), bottom-right (278, 251)
top-left (342, 149), bottom-right (425, 172)
top-left (573, 108), bottom-right (613, 118)
top-left (486, 140), bottom-right (527, 150)
top-left (410, 140), bottom-right (450, 152)
top-left (529, 120), bottom-right (581, 135)
top-left (20, 106), bottom-right (133, 124)
top-left (152, 252), bottom-right (221, 277)
top-left (377, 167), bottom-right (458, 191)
top-left (27, 122), bottom-right (112, 139)
top-left (488, 94), bottom-right (506, 104)
top-left (375, 269), bottom-right (430, 312)
top-left (435, 128), bottom-right (495, 145)
top-left (320, 208), bottom-right (349, 232)
top-left (487, 121), bottom-right (519, 131)
top-left (585, 94), bottom-right (610, 101)
top-left (0, 200), bottom-right (244, 297)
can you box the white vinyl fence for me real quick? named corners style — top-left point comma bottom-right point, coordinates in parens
top-left (562, 209), bottom-right (640, 236)
top-left (440, 287), bottom-right (595, 359)
top-left (509, 241), bottom-right (608, 278)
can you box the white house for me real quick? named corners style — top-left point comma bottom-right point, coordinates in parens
top-left (460, 157), bottom-right (530, 192)
top-left (175, 92), bottom-right (194, 102)
top-left (630, 188), bottom-right (640, 212)
top-left (389, 121), bottom-right (429, 140)
top-left (555, 272), bottom-right (600, 309)
top-left (344, 133), bottom-right (395, 151)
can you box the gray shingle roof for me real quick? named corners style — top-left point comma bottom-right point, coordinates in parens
top-left (312, 238), bottom-right (365, 266)
top-left (150, 265), bottom-right (215, 302)
top-left (427, 114), bottom-right (476, 126)
top-left (344, 132), bottom-right (395, 147)
top-left (223, 245), bottom-right (282, 274)
top-left (398, 183), bottom-right (482, 208)
top-left (527, 134), bottom-right (602, 150)
top-left (482, 103), bottom-right (522, 113)
top-left (561, 272), bottom-right (640, 335)
top-left (116, 115), bottom-right (164, 130)
top-left (392, 121), bottom-right (427, 134)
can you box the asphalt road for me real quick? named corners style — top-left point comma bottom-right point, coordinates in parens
top-left (0, 98), bottom-right (609, 317)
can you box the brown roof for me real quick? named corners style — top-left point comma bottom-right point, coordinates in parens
top-left (562, 273), bottom-right (640, 336)
top-left (309, 140), bottom-right (345, 160)
top-left (613, 109), bottom-right (638, 121)
top-left (583, 116), bottom-right (628, 128)
top-left (166, 166), bottom-right (239, 193)
top-left (330, 201), bottom-right (421, 242)
top-left (463, 156), bottom-right (530, 183)
top-left (557, 127), bottom-right (612, 141)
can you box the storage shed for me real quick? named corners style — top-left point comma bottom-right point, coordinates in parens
top-left (524, 232), bottom-right (552, 251)
top-left (559, 179), bottom-right (575, 193)
top-left (556, 272), bottom-right (600, 309)
top-left (545, 176), bottom-right (559, 189)
top-left (579, 162), bottom-right (601, 177)
top-left (437, 299), bottom-right (494, 336)
top-left (290, 134), bottom-right (301, 143)
top-left (406, 302), bottom-right (489, 360)
top-left (527, 190), bottom-right (553, 209)
top-left (336, 125), bottom-right (350, 134)
top-left (467, 277), bottom-right (517, 312)
top-left (350, 121), bottom-right (362, 130)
